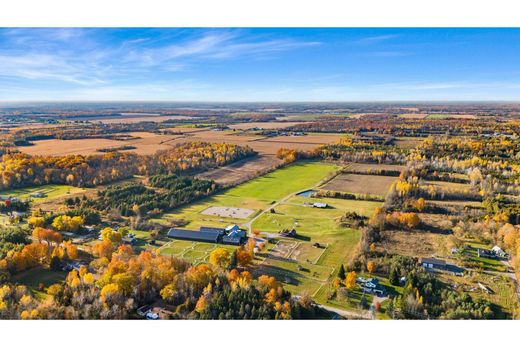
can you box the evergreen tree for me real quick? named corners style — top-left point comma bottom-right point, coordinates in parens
top-left (337, 263), bottom-right (346, 280)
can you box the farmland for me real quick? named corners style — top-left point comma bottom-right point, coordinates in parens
top-left (320, 173), bottom-right (396, 197)
top-left (153, 161), bottom-right (339, 230)
top-left (0, 184), bottom-right (86, 202)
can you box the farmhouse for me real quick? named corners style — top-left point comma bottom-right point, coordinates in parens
top-left (357, 277), bottom-right (387, 297)
top-left (491, 245), bottom-right (507, 258)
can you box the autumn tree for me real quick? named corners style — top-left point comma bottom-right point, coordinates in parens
top-left (345, 271), bottom-right (357, 290)
top-left (209, 248), bottom-right (231, 269)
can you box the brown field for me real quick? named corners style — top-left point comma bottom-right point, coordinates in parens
top-left (95, 115), bottom-right (195, 124)
top-left (421, 180), bottom-right (470, 191)
top-left (381, 230), bottom-right (449, 257)
top-left (228, 122), bottom-right (304, 130)
top-left (427, 199), bottom-right (482, 208)
top-left (398, 113), bottom-right (429, 119)
top-left (394, 137), bottom-right (424, 149)
top-left (349, 162), bottom-right (405, 172)
top-left (196, 154), bottom-right (283, 186)
top-left (17, 128), bottom-right (339, 157)
top-left (17, 131), bottom-right (188, 156)
top-left (320, 173), bottom-right (396, 196)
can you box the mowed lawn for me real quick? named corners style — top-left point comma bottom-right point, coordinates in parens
top-left (153, 161), bottom-right (338, 230)
top-left (0, 184), bottom-right (86, 202)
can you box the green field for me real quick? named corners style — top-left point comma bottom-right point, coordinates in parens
top-left (151, 160), bottom-right (375, 307)
top-left (153, 161), bottom-right (339, 230)
top-left (0, 184), bottom-right (86, 202)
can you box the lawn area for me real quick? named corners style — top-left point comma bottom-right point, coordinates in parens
top-left (223, 161), bottom-right (338, 202)
top-left (12, 267), bottom-right (67, 299)
top-left (459, 241), bottom-right (508, 272)
top-left (0, 184), bottom-right (86, 202)
top-left (153, 161), bottom-right (339, 230)
top-left (159, 239), bottom-right (238, 264)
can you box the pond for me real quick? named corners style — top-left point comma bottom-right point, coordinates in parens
top-left (296, 189), bottom-right (317, 197)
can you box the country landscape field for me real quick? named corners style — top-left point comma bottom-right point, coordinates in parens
top-left (1, 27), bottom-right (520, 322)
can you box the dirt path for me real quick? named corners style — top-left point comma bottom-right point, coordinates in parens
top-left (316, 303), bottom-right (373, 320)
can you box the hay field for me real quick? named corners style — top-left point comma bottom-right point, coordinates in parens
top-left (196, 154), bottom-right (283, 186)
top-left (17, 127), bottom-right (339, 156)
top-left (228, 122), bottom-right (304, 130)
top-left (320, 173), bottom-right (396, 196)
top-left (349, 162), bottom-right (405, 172)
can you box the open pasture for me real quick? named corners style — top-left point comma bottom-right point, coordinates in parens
top-left (0, 184), bottom-right (86, 202)
top-left (320, 173), bottom-right (396, 196)
top-left (155, 161), bottom-right (338, 230)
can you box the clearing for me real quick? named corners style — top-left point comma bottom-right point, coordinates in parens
top-left (320, 173), bottom-right (396, 197)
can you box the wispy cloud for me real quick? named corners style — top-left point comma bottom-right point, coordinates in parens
top-left (0, 29), bottom-right (321, 88)
top-left (125, 31), bottom-right (321, 66)
top-left (354, 34), bottom-right (399, 44)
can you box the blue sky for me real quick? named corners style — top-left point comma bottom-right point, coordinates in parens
top-left (1, 28), bottom-right (520, 102)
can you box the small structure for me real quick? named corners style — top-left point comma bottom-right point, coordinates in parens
top-left (451, 247), bottom-right (459, 254)
top-left (222, 235), bottom-right (242, 245)
top-left (225, 224), bottom-right (241, 232)
top-left (29, 192), bottom-right (45, 198)
top-left (312, 202), bottom-right (328, 208)
top-left (491, 245), bottom-right (507, 258)
top-left (122, 236), bottom-right (137, 245)
top-left (419, 257), bottom-right (447, 270)
top-left (279, 228), bottom-right (296, 237)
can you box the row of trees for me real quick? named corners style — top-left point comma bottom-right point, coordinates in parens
top-left (0, 142), bottom-right (255, 190)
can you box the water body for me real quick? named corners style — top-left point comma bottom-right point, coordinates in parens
top-left (297, 189), bottom-right (317, 197)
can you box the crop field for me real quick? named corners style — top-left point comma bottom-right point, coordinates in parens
top-left (16, 127), bottom-right (340, 157)
top-left (320, 173), bottom-right (396, 196)
top-left (196, 154), bottom-right (283, 186)
top-left (227, 121), bottom-right (304, 130)
top-left (421, 180), bottom-right (470, 191)
top-left (348, 162), bottom-right (405, 172)
top-left (16, 131), bottom-right (188, 156)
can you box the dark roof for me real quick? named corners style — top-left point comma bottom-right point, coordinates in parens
top-left (222, 235), bottom-right (242, 245)
top-left (167, 228), bottom-right (219, 243)
top-left (420, 257), bottom-right (446, 266)
top-left (199, 226), bottom-right (225, 235)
